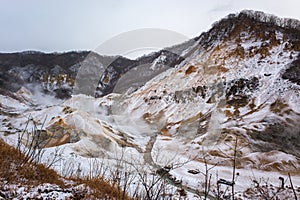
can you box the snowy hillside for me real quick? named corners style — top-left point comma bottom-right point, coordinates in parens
top-left (112, 10), bottom-right (300, 170)
top-left (1, 10), bottom-right (300, 199)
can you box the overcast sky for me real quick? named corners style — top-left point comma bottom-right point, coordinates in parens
top-left (1, 0), bottom-right (300, 56)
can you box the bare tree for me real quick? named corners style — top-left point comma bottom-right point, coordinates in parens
top-left (129, 158), bottom-right (173, 200)
top-left (215, 136), bottom-right (243, 200)
top-left (110, 149), bottom-right (138, 200)
top-left (231, 137), bottom-right (238, 200)
top-left (197, 154), bottom-right (218, 199)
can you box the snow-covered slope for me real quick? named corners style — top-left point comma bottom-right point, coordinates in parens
top-left (111, 10), bottom-right (300, 171)
top-left (1, 10), bottom-right (300, 199)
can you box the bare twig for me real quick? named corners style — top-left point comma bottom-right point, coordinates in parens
top-left (288, 173), bottom-right (298, 200)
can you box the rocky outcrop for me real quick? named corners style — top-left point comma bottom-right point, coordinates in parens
top-left (282, 57), bottom-right (300, 85)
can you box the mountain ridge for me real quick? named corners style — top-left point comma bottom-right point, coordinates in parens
top-left (1, 9), bottom-right (300, 165)
top-left (1, 10), bottom-right (300, 198)
top-left (1, 10), bottom-right (300, 99)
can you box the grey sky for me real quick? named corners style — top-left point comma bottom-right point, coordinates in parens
top-left (1, 0), bottom-right (300, 56)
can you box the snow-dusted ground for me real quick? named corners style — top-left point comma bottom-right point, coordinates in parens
top-left (1, 13), bottom-right (300, 198)
top-left (0, 182), bottom-right (81, 200)
top-left (1, 91), bottom-right (300, 199)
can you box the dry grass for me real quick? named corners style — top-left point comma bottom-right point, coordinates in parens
top-left (0, 139), bottom-right (133, 199)
top-left (78, 177), bottom-right (132, 200)
top-left (0, 138), bottom-right (63, 186)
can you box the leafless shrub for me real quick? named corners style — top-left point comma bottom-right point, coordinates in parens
top-left (15, 115), bottom-right (65, 170)
top-left (16, 116), bottom-right (47, 166)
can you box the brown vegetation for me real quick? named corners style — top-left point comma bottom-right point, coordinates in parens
top-left (0, 138), bottom-right (63, 186)
top-left (79, 177), bottom-right (132, 200)
top-left (185, 65), bottom-right (197, 75)
top-left (0, 139), bottom-right (132, 199)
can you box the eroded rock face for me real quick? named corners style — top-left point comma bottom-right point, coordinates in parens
top-left (94, 49), bottom-right (192, 97)
top-left (247, 117), bottom-right (300, 156)
top-left (282, 57), bottom-right (300, 85)
top-left (44, 118), bottom-right (81, 148)
top-left (226, 77), bottom-right (259, 107)
top-left (0, 46), bottom-right (194, 99)
top-left (0, 51), bottom-right (90, 98)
